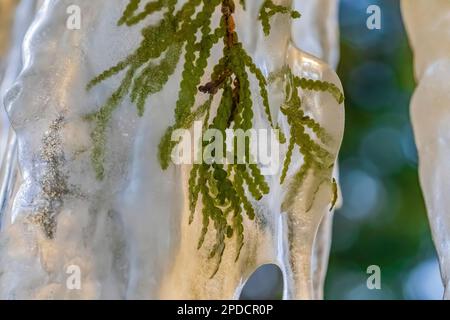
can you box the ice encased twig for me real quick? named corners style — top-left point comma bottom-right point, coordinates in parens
top-left (0, 0), bottom-right (344, 299)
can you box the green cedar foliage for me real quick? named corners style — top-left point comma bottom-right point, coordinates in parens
top-left (87, 0), bottom-right (343, 275)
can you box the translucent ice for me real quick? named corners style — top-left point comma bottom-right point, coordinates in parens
top-left (402, 0), bottom-right (450, 299)
top-left (0, 0), bottom-right (344, 299)
top-left (1, 0), bottom-right (43, 229)
top-left (0, 0), bottom-right (17, 163)
top-left (292, 0), bottom-right (341, 300)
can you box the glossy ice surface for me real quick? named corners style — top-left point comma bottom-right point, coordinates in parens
top-left (0, 0), bottom-right (343, 299)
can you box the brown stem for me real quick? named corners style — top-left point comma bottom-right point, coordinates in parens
top-left (199, 0), bottom-right (237, 94)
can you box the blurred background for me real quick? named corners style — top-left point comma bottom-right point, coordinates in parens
top-left (242, 0), bottom-right (444, 300)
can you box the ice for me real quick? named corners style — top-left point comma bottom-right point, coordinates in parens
top-left (0, 0), bottom-right (344, 299)
top-left (292, 0), bottom-right (341, 300)
top-left (292, 0), bottom-right (340, 70)
top-left (402, 0), bottom-right (450, 299)
top-left (1, 1), bottom-right (43, 228)
top-left (0, 0), bottom-right (18, 173)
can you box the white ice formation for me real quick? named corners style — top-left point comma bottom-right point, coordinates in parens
top-left (402, 0), bottom-right (450, 300)
top-left (0, 0), bottom-right (344, 299)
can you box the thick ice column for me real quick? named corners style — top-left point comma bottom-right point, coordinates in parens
top-left (402, 0), bottom-right (450, 299)
top-left (0, 0), bottom-right (133, 299)
top-left (0, 0), bottom-right (344, 299)
top-left (159, 0), bottom-right (344, 300)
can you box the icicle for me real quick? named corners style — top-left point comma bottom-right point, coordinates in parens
top-left (402, 0), bottom-right (450, 299)
top-left (0, 0), bottom-right (344, 299)
top-left (291, 0), bottom-right (341, 300)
